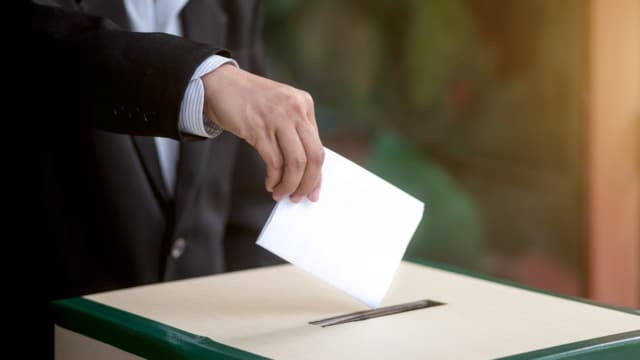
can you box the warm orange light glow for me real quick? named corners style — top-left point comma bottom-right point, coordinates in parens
top-left (588, 0), bottom-right (640, 307)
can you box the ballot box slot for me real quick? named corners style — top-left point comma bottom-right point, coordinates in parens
top-left (309, 299), bottom-right (444, 327)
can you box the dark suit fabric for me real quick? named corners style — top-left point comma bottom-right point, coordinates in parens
top-left (24, 0), bottom-right (280, 306)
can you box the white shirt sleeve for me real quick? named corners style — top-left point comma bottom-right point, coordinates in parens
top-left (178, 54), bottom-right (239, 138)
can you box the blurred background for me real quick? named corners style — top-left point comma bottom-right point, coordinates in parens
top-left (261, 0), bottom-right (640, 307)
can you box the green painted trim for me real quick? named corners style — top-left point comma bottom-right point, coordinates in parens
top-left (406, 257), bottom-right (639, 315)
top-left (497, 330), bottom-right (640, 360)
top-left (52, 297), bottom-right (267, 360)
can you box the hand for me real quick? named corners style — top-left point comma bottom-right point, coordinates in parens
top-left (202, 64), bottom-right (324, 202)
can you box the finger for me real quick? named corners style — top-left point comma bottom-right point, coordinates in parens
top-left (299, 92), bottom-right (323, 202)
top-left (273, 128), bottom-right (307, 201)
top-left (253, 135), bottom-right (284, 193)
top-left (309, 173), bottom-right (322, 202)
top-left (290, 122), bottom-right (324, 202)
top-left (302, 91), bottom-right (319, 131)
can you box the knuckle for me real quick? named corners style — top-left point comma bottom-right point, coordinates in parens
top-left (268, 156), bottom-right (284, 171)
top-left (301, 91), bottom-right (314, 107)
top-left (283, 90), bottom-right (297, 104)
top-left (290, 156), bottom-right (307, 170)
top-left (287, 92), bottom-right (306, 115)
top-left (309, 148), bottom-right (325, 165)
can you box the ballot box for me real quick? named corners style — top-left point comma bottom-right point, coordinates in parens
top-left (53, 260), bottom-right (640, 359)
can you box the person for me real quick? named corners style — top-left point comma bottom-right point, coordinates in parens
top-left (25, 0), bottom-right (324, 350)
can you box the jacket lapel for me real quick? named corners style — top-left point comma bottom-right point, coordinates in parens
top-left (181, 0), bottom-right (228, 45)
top-left (131, 136), bottom-right (170, 203)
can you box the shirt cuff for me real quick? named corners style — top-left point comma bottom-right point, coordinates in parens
top-left (179, 55), bottom-right (239, 138)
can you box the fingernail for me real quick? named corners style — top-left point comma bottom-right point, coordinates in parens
top-left (290, 195), bottom-right (301, 203)
top-left (309, 187), bottom-right (321, 202)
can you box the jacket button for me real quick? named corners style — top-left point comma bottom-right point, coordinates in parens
top-left (170, 237), bottom-right (186, 259)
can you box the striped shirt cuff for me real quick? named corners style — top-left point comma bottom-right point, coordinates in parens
top-left (179, 55), bottom-right (239, 138)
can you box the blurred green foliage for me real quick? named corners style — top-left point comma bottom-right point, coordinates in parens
top-left (366, 132), bottom-right (485, 269)
top-left (264, 0), bottom-right (586, 290)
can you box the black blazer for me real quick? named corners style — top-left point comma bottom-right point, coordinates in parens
top-left (24, 0), bottom-right (279, 304)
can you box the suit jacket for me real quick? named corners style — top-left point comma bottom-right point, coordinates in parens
top-left (24, 0), bottom-right (280, 304)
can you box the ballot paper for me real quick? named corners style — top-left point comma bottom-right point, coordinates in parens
top-left (257, 148), bottom-right (424, 308)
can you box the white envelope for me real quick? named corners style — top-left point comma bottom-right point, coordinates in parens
top-left (257, 147), bottom-right (424, 308)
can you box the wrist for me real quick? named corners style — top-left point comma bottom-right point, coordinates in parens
top-left (202, 63), bottom-right (237, 125)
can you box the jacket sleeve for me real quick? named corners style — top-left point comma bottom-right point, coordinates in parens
top-left (31, 2), bottom-right (229, 139)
